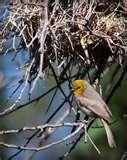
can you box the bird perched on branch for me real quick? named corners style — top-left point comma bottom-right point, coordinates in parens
top-left (71, 79), bottom-right (116, 148)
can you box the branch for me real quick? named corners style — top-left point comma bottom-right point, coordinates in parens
top-left (0, 81), bottom-right (63, 117)
top-left (0, 122), bottom-right (81, 135)
top-left (0, 123), bottom-right (84, 151)
top-left (106, 66), bottom-right (126, 103)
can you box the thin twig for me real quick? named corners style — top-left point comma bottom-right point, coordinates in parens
top-left (0, 123), bottom-right (84, 151)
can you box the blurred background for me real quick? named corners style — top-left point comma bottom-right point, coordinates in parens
top-left (0, 0), bottom-right (127, 160)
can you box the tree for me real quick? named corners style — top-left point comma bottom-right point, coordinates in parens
top-left (0, 0), bottom-right (127, 159)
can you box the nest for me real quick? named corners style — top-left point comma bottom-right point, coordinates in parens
top-left (1, 1), bottom-right (127, 159)
top-left (1, 0), bottom-right (127, 85)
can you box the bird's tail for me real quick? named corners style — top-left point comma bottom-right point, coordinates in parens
top-left (101, 119), bottom-right (116, 148)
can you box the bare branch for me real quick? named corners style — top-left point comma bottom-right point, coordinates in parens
top-left (0, 123), bottom-right (84, 151)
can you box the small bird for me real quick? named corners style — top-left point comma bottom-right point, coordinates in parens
top-left (71, 79), bottom-right (116, 148)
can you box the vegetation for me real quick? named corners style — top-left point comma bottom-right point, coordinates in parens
top-left (0, 0), bottom-right (127, 159)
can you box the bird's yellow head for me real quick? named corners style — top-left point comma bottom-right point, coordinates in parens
top-left (71, 80), bottom-right (86, 96)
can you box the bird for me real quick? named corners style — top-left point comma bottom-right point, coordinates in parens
top-left (71, 79), bottom-right (116, 148)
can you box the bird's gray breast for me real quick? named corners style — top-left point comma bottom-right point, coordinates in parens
top-left (76, 97), bottom-right (95, 117)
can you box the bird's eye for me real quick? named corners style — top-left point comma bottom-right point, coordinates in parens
top-left (77, 86), bottom-right (81, 89)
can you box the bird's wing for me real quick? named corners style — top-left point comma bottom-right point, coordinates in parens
top-left (84, 81), bottom-right (112, 117)
top-left (76, 96), bottom-right (111, 122)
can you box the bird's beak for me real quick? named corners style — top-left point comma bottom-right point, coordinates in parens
top-left (70, 87), bottom-right (75, 92)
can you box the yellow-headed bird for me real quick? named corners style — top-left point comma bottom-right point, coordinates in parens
top-left (72, 79), bottom-right (116, 148)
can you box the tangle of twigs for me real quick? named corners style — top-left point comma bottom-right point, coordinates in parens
top-left (0, 0), bottom-right (127, 159)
